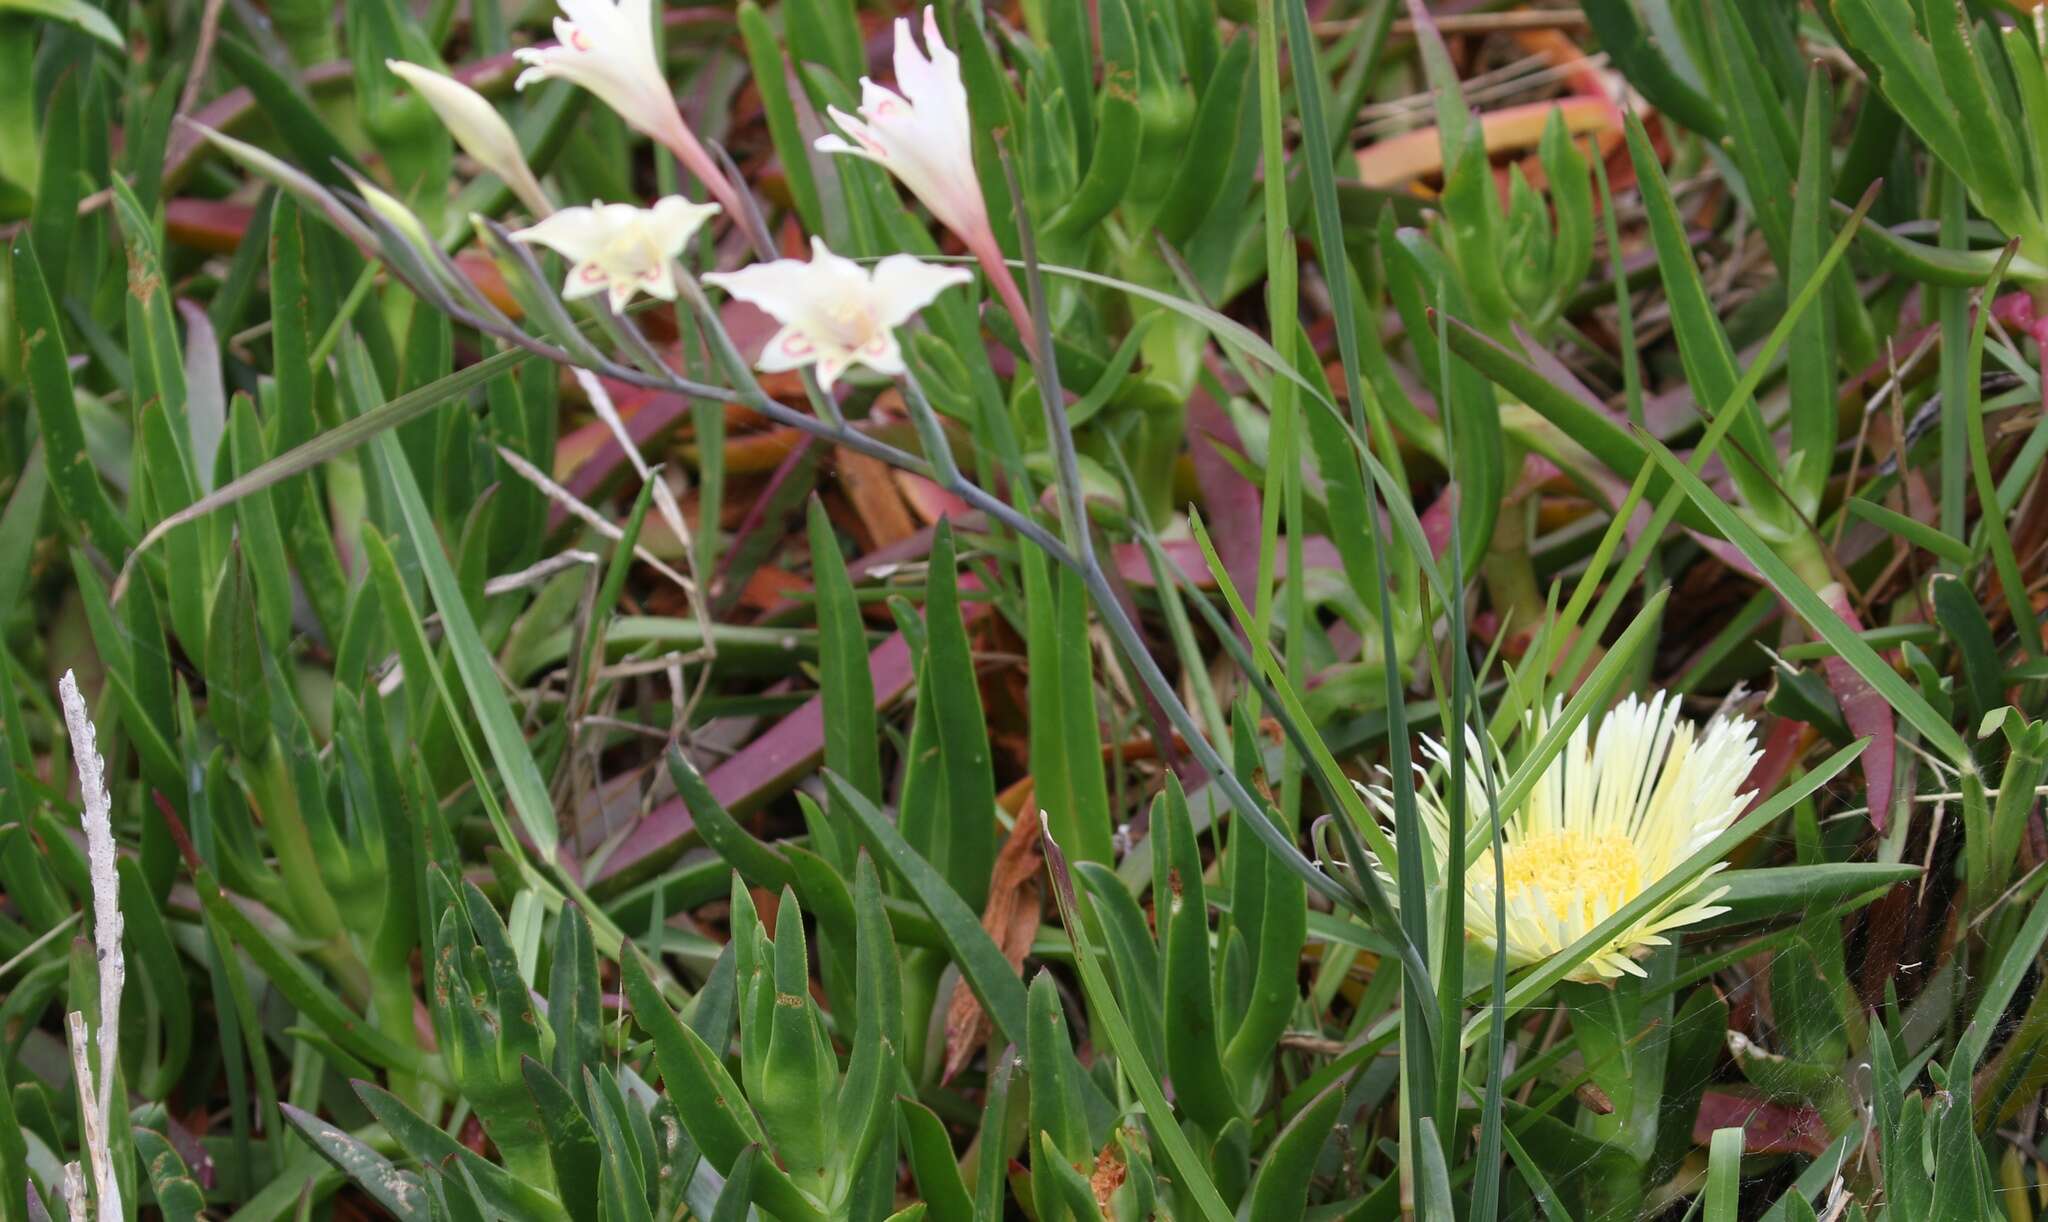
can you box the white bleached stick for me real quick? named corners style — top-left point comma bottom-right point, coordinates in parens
top-left (58, 669), bottom-right (124, 1220)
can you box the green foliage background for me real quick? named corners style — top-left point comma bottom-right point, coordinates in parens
top-left (5, 0), bottom-right (2048, 1217)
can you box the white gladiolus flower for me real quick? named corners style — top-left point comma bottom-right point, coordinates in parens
top-left (817, 9), bottom-right (989, 248)
top-left (513, 0), bottom-right (673, 142)
top-left (702, 238), bottom-right (971, 388)
top-left (1367, 692), bottom-right (1761, 982)
top-left (59, 670), bottom-right (124, 1219)
top-left (386, 60), bottom-right (554, 218)
top-left (513, 0), bottom-right (745, 220)
top-left (510, 195), bottom-right (719, 312)
top-left (816, 8), bottom-right (1037, 347)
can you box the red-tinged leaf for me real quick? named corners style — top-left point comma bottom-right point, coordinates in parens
top-left (1111, 536), bottom-right (1346, 589)
top-left (1691, 531), bottom-right (1766, 582)
top-left (557, 381), bottom-right (693, 495)
top-left (1692, 1089), bottom-right (1830, 1157)
top-left (736, 564), bottom-right (809, 612)
top-left (1818, 583), bottom-right (1896, 830)
top-left (713, 434), bottom-right (819, 607)
top-left (593, 578), bottom-right (993, 884)
top-left (1741, 717), bottom-right (1811, 815)
top-left (1992, 290), bottom-right (2038, 337)
top-left (454, 249), bottom-right (522, 317)
top-left (1188, 392), bottom-right (1263, 599)
top-left (835, 446), bottom-right (918, 550)
top-left (717, 297), bottom-right (786, 364)
top-left (1420, 485), bottom-right (1458, 560)
top-left (164, 62), bottom-right (353, 188)
top-left (166, 198), bottom-right (256, 253)
top-left (895, 471), bottom-right (973, 524)
top-left (1514, 453), bottom-right (1564, 494)
top-left (753, 525), bottom-right (942, 621)
top-left (1323, 621), bottom-right (1364, 667)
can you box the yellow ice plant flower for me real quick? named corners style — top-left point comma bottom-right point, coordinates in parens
top-left (1368, 692), bottom-right (1761, 981)
top-left (510, 195), bottom-right (718, 313)
top-left (703, 237), bottom-right (971, 388)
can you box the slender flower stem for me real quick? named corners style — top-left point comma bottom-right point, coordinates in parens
top-left (397, 198), bottom-right (1462, 1025)
top-left (653, 111), bottom-right (765, 256)
top-left (388, 180), bottom-right (1364, 925)
top-left (988, 142), bottom-right (1372, 914)
top-left (964, 228), bottom-right (1039, 354)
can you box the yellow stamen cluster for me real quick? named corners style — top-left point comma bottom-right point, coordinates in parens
top-left (1367, 693), bottom-right (1761, 982)
top-left (1500, 830), bottom-right (1644, 927)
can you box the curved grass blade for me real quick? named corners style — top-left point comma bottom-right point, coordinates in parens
top-left (116, 340), bottom-right (534, 599)
top-left (280, 1104), bottom-right (427, 1219)
top-left (356, 351), bottom-right (558, 865)
top-left (1040, 818), bottom-right (1233, 1222)
top-left (14, 234), bottom-right (131, 559)
top-left (826, 770), bottom-right (1029, 1049)
top-left (1645, 437), bottom-right (1967, 766)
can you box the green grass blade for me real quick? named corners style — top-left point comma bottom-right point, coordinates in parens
top-left (1845, 497), bottom-right (1973, 566)
top-left (1645, 437), bottom-right (1969, 764)
top-left (827, 771), bottom-right (1029, 1049)
top-left (1491, 586), bottom-right (1672, 823)
top-left (342, 340), bottom-right (558, 865)
top-left (280, 1106), bottom-right (426, 1219)
top-left (919, 522), bottom-right (997, 909)
top-left (370, 439), bottom-right (558, 863)
top-left (13, 233), bottom-right (131, 558)
top-left (1040, 819), bottom-right (1233, 1222)
top-left (119, 341), bottom-right (533, 595)
top-left (1704, 1126), bottom-right (1744, 1222)
top-left (1622, 112), bottom-right (1784, 523)
top-left (1960, 247), bottom-right (2040, 658)
top-left (1958, 875), bottom-right (2048, 1071)
top-left (806, 498), bottom-right (881, 816)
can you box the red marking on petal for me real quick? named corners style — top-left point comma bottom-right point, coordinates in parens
top-left (580, 264), bottom-right (607, 282)
top-left (569, 28), bottom-right (592, 50)
top-left (783, 335), bottom-right (814, 355)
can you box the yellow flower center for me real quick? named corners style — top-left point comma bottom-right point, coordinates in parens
top-left (599, 227), bottom-right (666, 282)
top-left (1499, 830), bottom-right (1643, 922)
top-left (819, 298), bottom-right (879, 350)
